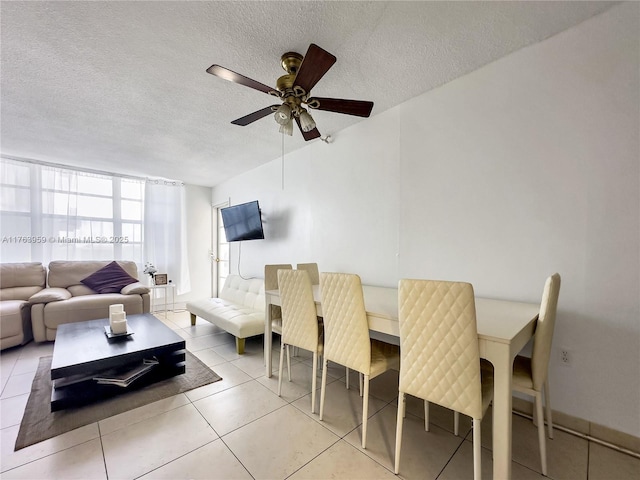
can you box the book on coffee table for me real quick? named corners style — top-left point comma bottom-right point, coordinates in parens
top-left (93, 358), bottom-right (159, 388)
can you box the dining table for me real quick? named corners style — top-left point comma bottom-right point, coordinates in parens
top-left (264, 284), bottom-right (540, 480)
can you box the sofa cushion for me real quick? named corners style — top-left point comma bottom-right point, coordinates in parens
top-left (29, 288), bottom-right (72, 304)
top-left (0, 263), bottom-right (46, 301)
top-left (68, 285), bottom-right (97, 296)
top-left (219, 276), bottom-right (265, 311)
top-left (48, 260), bottom-right (139, 288)
top-left (121, 282), bottom-right (150, 295)
top-left (187, 297), bottom-right (265, 339)
top-left (81, 261), bottom-right (138, 294)
top-left (0, 300), bottom-right (29, 337)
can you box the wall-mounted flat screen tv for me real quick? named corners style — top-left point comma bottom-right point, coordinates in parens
top-left (220, 200), bottom-right (265, 242)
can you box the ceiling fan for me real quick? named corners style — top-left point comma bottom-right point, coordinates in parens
top-left (206, 44), bottom-right (374, 141)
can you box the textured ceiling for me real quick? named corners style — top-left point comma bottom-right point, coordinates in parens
top-left (0, 1), bottom-right (615, 187)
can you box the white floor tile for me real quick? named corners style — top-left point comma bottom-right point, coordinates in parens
top-left (0, 371), bottom-right (36, 399)
top-left (0, 438), bottom-right (106, 479)
top-left (101, 404), bottom-right (217, 479)
top-left (15, 341), bottom-right (53, 360)
top-left (11, 356), bottom-right (43, 376)
top-left (292, 377), bottom-right (388, 439)
top-left (1, 423), bottom-right (99, 473)
top-left (138, 438), bottom-right (252, 479)
top-left (187, 333), bottom-right (236, 352)
top-left (231, 351), bottom-right (278, 378)
top-left (192, 347), bottom-right (227, 367)
top-left (194, 380), bottom-right (287, 436)
top-left (256, 360), bottom-right (324, 405)
top-left (347, 404), bottom-right (464, 478)
top-left (505, 412), bottom-right (589, 478)
top-left (289, 439), bottom-right (397, 479)
top-left (98, 393), bottom-right (190, 436)
top-left (439, 439), bottom-right (545, 480)
top-left (223, 404), bottom-right (339, 480)
top-left (588, 442), bottom-right (640, 480)
top-left (0, 393), bottom-right (28, 429)
top-left (184, 361), bottom-right (252, 402)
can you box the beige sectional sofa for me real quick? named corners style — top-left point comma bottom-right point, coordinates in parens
top-left (186, 275), bottom-right (264, 354)
top-left (0, 262), bottom-right (45, 350)
top-left (30, 260), bottom-right (150, 342)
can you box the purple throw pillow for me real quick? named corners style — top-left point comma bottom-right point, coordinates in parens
top-left (81, 261), bottom-right (138, 294)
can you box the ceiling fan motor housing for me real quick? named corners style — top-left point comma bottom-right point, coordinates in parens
top-left (280, 52), bottom-right (303, 75)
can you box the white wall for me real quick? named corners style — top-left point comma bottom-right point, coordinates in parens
top-left (212, 3), bottom-right (639, 437)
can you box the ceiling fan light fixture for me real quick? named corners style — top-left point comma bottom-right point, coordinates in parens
top-left (279, 119), bottom-right (293, 136)
top-left (274, 104), bottom-right (292, 125)
top-left (299, 110), bottom-right (316, 132)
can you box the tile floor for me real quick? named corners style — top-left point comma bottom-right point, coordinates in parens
top-left (1, 311), bottom-right (639, 479)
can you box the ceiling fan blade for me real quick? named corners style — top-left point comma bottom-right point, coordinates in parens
top-left (206, 65), bottom-right (275, 95)
top-left (293, 44), bottom-right (337, 94)
top-left (307, 97), bottom-right (374, 117)
top-left (295, 116), bottom-right (321, 141)
top-left (231, 105), bottom-right (279, 126)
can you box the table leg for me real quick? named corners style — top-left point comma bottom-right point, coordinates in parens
top-left (265, 301), bottom-right (273, 377)
top-left (490, 347), bottom-right (514, 480)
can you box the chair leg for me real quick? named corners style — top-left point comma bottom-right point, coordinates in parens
top-left (278, 342), bottom-right (285, 397)
top-left (346, 367), bottom-right (350, 389)
top-left (544, 378), bottom-right (554, 439)
top-left (535, 391), bottom-right (548, 476)
top-left (473, 418), bottom-right (482, 480)
top-left (286, 344), bottom-right (291, 382)
top-left (319, 358), bottom-right (328, 421)
top-left (454, 411), bottom-right (460, 436)
top-left (362, 374), bottom-right (370, 449)
top-left (424, 400), bottom-right (430, 431)
top-left (359, 372), bottom-right (364, 397)
top-left (311, 352), bottom-right (318, 414)
top-left (394, 392), bottom-right (405, 474)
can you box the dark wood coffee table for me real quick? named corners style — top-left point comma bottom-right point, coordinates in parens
top-left (50, 313), bottom-right (186, 411)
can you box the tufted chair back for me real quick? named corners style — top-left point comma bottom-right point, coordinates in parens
top-left (319, 272), bottom-right (371, 375)
top-left (398, 279), bottom-right (482, 420)
top-left (278, 269), bottom-right (320, 353)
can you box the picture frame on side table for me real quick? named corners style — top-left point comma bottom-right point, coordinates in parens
top-left (154, 274), bottom-right (168, 285)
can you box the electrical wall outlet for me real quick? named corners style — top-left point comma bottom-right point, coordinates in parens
top-left (559, 347), bottom-right (572, 366)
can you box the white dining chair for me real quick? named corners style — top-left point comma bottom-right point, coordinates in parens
top-left (395, 279), bottom-right (493, 479)
top-left (277, 269), bottom-right (323, 413)
top-left (296, 263), bottom-right (320, 285)
top-left (319, 272), bottom-right (399, 448)
top-left (265, 264), bottom-right (292, 366)
top-left (511, 272), bottom-right (561, 476)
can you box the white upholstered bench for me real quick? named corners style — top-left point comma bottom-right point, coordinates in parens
top-left (186, 275), bottom-right (264, 354)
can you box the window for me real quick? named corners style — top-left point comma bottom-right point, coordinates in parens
top-left (0, 158), bottom-right (144, 266)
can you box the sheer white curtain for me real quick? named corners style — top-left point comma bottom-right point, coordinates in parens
top-left (144, 180), bottom-right (191, 295)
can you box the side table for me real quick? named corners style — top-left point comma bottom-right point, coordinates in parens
top-left (149, 284), bottom-right (176, 318)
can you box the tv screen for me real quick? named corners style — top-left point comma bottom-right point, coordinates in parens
top-left (220, 200), bottom-right (265, 242)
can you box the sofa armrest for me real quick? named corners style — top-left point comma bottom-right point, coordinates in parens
top-left (121, 282), bottom-right (150, 295)
top-left (29, 287), bottom-right (71, 304)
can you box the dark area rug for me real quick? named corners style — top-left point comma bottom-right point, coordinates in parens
top-left (15, 351), bottom-right (221, 450)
